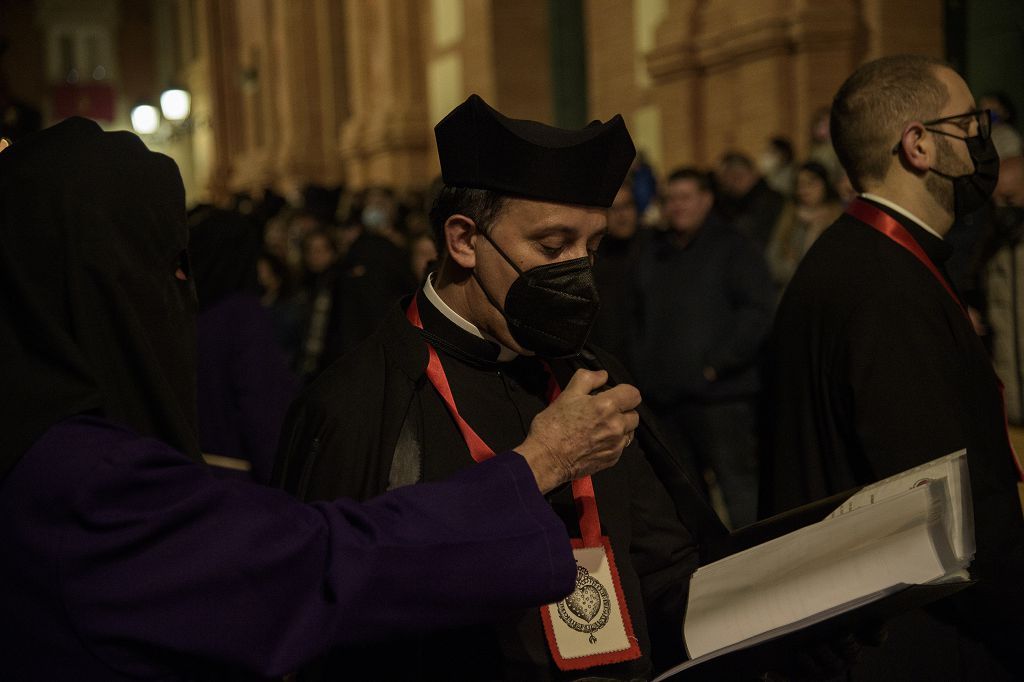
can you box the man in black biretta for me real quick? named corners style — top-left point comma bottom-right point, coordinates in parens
top-left (0, 117), bottom-right (641, 678)
top-left (274, 94), bottom-right (733, 680)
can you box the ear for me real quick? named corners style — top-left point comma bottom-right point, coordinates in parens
top-left (444, 214), bottom-right (479, 269)
top-left (896, 122), bottom-right (932, 173)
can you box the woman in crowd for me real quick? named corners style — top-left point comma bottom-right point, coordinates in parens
top-left (766, 161), bottom-right (844, 292)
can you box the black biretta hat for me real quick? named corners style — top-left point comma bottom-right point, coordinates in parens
top-left (435, 94), bottom-right (636, 208)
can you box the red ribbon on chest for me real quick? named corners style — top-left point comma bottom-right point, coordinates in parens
top-left (406, 295), bottom-right (603, 545)
top-left (846, 198), bottom-right (1024, 482)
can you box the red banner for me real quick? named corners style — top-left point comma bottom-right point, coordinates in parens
top-left (52, 84), bottom-right (116, 122)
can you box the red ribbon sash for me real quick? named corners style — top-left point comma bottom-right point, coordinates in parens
top-left (846, 198), bottom-right (1024, 482)
top-left (406, 295), bottom-right (603, 546)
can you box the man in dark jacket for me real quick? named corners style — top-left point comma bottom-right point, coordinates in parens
top-left (629, 168), bottom-right (775, 528)
top-left (761, 54), bottom-right (1023, 680)
top-left (716, 152), bottom-right (785, 252)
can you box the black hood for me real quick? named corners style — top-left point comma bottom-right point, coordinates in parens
top-left (0, 117), bottom-right (200, 478)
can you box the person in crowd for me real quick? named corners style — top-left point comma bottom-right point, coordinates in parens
top-left (715, 151), bottom-right (786, 252)
top-left (630, 148), bottom-right (658, 221)
top-left (980, 91), bottom-right (1023, 160)
top-left (759, 135), bottom-right (796, 197)
top-left (274, 95), bottom-right (736, 680)
top-left (0, 116), bottom-right (639, 680)
top-left (261, 211), bottom-right (294, 265)
top-left (409, 230), bottom-right (438, 283)
top-left (302, 183), bottom-right (344, 226)
top-left (761, 54), bottom-right (1023, 680)
top-left (808, 104), bottom-right (843, 182)
top-left (295, 227), bottom-right (342, 381)
top-left (257, 250), bottom-right (305, 364)
top-left (332, 186), bottom-right (418, 356)
top-left (188, 207), bottom-right (297, 483)
top-left (591, 181), bottom-right (643, 363)
top-left (766, 161), bottom-right (844, 292)
top-left (629, 167), bottom-right (775, 529)
top-left (981, 155), bottom-right (1024, 422)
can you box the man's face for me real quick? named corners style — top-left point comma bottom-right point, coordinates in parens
top-left (469, 198), bottom-right (606, 353)
top-left (664, 178), bottom-right (713, 235)
top-left (607, 186), bottom-right (638, 239)
top-left (922, 68), bottom-right (981, 213)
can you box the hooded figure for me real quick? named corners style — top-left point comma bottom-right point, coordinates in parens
top-left (0, 117), bottom-right (638, 680)
top-left (188, 207), bottom-right (296, 482)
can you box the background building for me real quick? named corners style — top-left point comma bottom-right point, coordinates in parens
top-left (2, 0), bottom-right (1022, 205)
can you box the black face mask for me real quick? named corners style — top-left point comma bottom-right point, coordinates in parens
top-left (475, 230), bottom-right (600, 359)
top-left (929, 133), bottom-right (1000, 218)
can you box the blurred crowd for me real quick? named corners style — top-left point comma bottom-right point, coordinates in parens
top-left (47, 89), bottom-right (1022, 527)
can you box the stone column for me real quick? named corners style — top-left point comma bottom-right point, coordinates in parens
top-left (339, 0), bottom-right (431, 190)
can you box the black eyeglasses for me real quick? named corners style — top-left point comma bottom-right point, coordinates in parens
top-left (891, 109), bottom-right (991, 153)
top-left (923, 108), bottom-right (992, 141)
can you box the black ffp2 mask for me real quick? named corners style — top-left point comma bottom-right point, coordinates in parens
top-left (931, 133), bottom-right (1000, 218)
top-left (475, 230), bottom-right (600, 359)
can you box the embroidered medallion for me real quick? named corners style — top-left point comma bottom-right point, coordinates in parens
top-left (541, 540), bottom-right (642, 670)
top-left (557, 564), bottom-right (612, 642)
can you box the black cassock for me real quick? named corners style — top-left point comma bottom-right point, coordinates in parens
top-left (274, 287), bottom-right (726, 680)
top-left (761, 198), bottom-right (1024, 680)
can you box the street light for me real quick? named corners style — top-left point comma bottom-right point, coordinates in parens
top-left (160, 88), bottom-right (191, 122)
top-left (130, 104), bottom-right (160, 135)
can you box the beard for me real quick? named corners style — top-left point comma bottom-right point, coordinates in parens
top-left (925, 134), bottom-right (973, 217)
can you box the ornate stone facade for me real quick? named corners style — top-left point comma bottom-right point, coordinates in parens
top-left (170, 0), bottom-right (942, 201)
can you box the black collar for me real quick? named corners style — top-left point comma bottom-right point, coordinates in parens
top-left (415, 290), bottom-right (507, 368)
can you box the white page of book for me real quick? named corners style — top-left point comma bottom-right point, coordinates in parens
top-left (683, 481), bottom-right (953, 660)
top-left (827, 450), bottom-right (972, 562)
top-left (652, 586), bottom-right (902, 681)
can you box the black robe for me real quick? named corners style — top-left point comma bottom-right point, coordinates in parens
top-left (274, 289), bottom-right (725, 680)
top-left (761, 199), bottom-right (1024, 680)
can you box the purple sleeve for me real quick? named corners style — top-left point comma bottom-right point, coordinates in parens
top-left (6, 419), bottom-right (574, 677)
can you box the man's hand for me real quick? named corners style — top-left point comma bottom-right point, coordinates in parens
top-left (515, 369), bottom-right (641, 493)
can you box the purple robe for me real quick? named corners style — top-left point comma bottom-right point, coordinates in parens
top-left (196, 293), bottom-right (297, 483)
top-left (0, 416), bottom-right (574, 679)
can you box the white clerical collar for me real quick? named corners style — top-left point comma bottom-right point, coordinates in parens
top-left (859, 193), bottom-right (944, 240)
top-left (422, 273), bottom-right (520, 361)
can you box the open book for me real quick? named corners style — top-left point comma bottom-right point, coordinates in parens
top-left (654, 451), bottom-right (974, 680)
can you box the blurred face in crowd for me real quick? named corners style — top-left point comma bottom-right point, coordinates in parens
top-left (303, 232), bottom-right (338, 274)
top-left (717, 163), bottom-right (758, 200)
top-left (664, 178), bottom-right (713, 236)
top-left (257, 257), bottom-right (281, 295)
top-left (263, 219), bottom-right (289, 260)
top-left (289, 213), bottom-right (322, 239)
top-left (795, 169), bottom-right (828, 207)
top-left (606, 186), bottom-right (638, 240)
top-left (994, 157), bottom-right (1024, 207)
top-left (410, 233), bottom-right (438, 282)
top-left (447, 198), bottom-right (606, 354)
top-left (362, 188), bottom-right (398, 230)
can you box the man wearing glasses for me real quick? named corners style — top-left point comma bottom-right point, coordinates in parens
top-left (760, 55), bottom-right (1022, 680)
